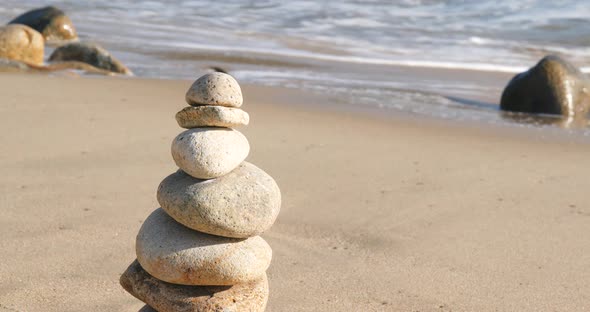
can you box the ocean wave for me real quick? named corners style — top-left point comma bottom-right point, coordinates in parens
top-left (146, 40), bottom-right (530, 73)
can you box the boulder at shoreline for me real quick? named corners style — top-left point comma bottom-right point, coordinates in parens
top-left (500, 55), bottom-right (590, 117)
top-left (9, 6), bottom-right (78, 44)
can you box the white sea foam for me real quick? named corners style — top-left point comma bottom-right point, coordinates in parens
top-left (147, 40), bottom-right (528, 73)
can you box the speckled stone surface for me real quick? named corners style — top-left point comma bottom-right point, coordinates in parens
top-left (171, 127), bottom-right (249, 179)
top-left (185, 73), bottom-right (243, 108)
top-left (175, 106), bottom-right (249, 129)
top-left (158, 162), bottom-right (281, 238)
top-left (120, 260), bottom-right (268, 312)
top-left (136, 209), bottom-right (272, 286)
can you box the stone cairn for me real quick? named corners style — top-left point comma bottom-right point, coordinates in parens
top-left (120, 72), bottom-right (281, 312)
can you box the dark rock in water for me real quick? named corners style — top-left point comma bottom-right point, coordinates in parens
top-left (49, 42), bottom-right (132, 75)
top-left (8, 6), bottom-right (78, 44)
top-left (120, 260), bottom-right (269, 312)
top-left (500, 55), bottom-right (590, 117)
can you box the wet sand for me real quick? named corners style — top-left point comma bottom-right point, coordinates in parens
top-left (0, 73), bottom-right (589, 311)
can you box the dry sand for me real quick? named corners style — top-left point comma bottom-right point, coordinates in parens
top-left (0, 73), bottom-right (589, 311)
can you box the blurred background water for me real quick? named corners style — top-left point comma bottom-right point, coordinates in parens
top-left (2, 0), bottom-right (590, 133)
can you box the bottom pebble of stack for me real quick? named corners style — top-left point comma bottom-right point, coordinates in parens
top-left (120, 260), bottom-right (268, 312)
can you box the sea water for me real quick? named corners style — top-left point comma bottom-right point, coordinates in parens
top-left (2, 0), bottom-right (590, 134)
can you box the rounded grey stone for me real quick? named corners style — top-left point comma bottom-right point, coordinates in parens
top-left (158, 162), bottom-right (281, 238)
top-left (171, 127), bottom-right (249, 179)
top-left (185, 73), bottom-right (243, 107)
top-left (136, 208), bottom-right (272, 286)
top-left (175, 106), bottom-right (249, 129)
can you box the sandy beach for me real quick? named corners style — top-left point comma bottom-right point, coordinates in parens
top-left (0, 73), bottom-right (589, 311)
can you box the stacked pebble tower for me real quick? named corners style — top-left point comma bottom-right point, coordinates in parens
top-left (120, 72), bottom-right (281, 312)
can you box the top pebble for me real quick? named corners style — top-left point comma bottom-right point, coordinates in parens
top-left (185, 72), bottom-right (243, 108)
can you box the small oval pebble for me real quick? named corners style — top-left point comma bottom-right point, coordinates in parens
top-left (158, 162), bottom-right (281, 238)
top-left (171, 128), bottom-right (249, 179)
top-left (176, 106), bottom-right (249, 129)
top-left (185, 72), bottom-right (243, 107)
top-left (136, 208), bottom-right (272, 286)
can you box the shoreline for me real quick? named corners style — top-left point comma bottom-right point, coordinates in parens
top-left (31, 70), bottom-right (590, 143)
